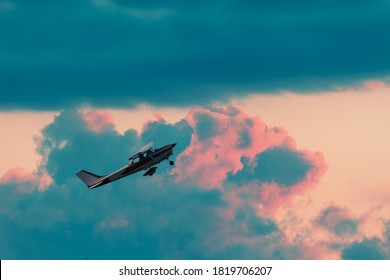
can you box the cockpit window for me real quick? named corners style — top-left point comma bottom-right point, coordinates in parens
top-left (130, 150), bottom-right (150, 164)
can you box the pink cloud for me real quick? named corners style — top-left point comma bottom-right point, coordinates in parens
top-left (281, 201), bottom-right (390, 259)
top-left (170, 105), bottom-right (328, 226)
top-left (0, 166), bottom-right (52, 191)
top-left (153, 112), bottom-right (165, 121)
top-left (300, 242), bottom-right (341, 259)
top-left (141, 111), bottom-right (167, 133)
top-left (358, 203), bottom-right (390, 242)
top-left (258, 151), bottom-right (326, 214)
top-left (173, 106), bottom-right (297, 188)
top-left (362, 80), bottom-right (387, 92)
top-left (259, 150), bottom-right (327, 210)
top-left (173, 106), bottom-right (327, 213)
top-left (224, 151), bottom-right (327, 217)
top-left (81, 109), bottom-right (115, 132)
top-left (313, 204), bottom-right (358, 239)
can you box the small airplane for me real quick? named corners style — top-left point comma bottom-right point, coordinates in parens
top-left (76, 142), bottom-right (176, 189)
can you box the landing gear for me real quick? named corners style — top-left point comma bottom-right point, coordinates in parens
top-left (169, 160), bottom-right (174, 166)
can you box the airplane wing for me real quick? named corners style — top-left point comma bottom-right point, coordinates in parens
top-left (143, 166), bottom-right (158, 176)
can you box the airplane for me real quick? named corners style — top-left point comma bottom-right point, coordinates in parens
top-left (76, 142), bottom-right (176, 189)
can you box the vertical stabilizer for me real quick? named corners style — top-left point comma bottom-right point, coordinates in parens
top-left (76, 170), bottom-right (103, 188)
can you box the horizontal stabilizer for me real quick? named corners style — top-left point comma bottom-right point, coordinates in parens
top-left (143, 166), bottom-right (157, 176)
top-left (76, 170), bottom-right (104, 187)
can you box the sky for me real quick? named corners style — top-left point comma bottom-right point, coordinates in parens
top-left (1, 0), bottom-right (390, 260)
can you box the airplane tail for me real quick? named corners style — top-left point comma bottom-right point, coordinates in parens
top-left (76, 170), bottom-right (103, 188)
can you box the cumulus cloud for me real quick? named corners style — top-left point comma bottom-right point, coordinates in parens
top-left (0, 167), bottom-right (52, 192)
top-left (352, 203), bottom-right (390, 253)
top-left (337, 205), bottom-right (390, 260)
top-left (290, 203), bottom-right (390, 259)
top-left (233, 148), bottom-right (313, 187)
top-left (0, 106), bottom-right (324, 259)
top-left (342, 238), bottom-right (389, 260)
top-left (36, 109), bottom-right (141, 185)
top-left (1, 1), bottom-right (390, 109)
top-left (173, 106), bottom-right (327, 216)
top-left (140, 116), bottom-right (193, 157)
top-left (174, 106), bottom-right (299, 187)
top-left (81, 109), bottom-right (116, 132)
top-left (315, 205), bottom-right (358, 237)
top-left (3, 105), bottom-right (388, 260)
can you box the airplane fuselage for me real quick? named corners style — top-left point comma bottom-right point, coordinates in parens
top-left (77, 143), bottom-right (176, 189)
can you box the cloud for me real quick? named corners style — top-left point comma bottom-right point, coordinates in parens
top-left (357, 203), bottom-right (390, 242)
top-left (341, 238), bottom-right (389, 260)
top-left (36, 109), bottom-right (142, 185)
top-left (140, 117), bottom-right (193, 156)
top-left (0, 167), bottom-right (52, 192)
top-left (315, 205), bottom-right (358, 236)
top-left (81, 109), bottom-right (116, 132)
top-left (3, 105), bottom-right (389, 260)
top-left (295, 203), bottom-right (390, 259)
top-left (0, 113), bottom-right (229, 259)
top-left (174, 106), bottom-right (299, 187)
top-left (233, 147), bottom-right (313, 187)
top-left (340, 216), bottom-right (390, 260)
top-left (0, 178), bottom-right (228, 259)
top-left (0, 106), bottom-right (331, 259)
top-left (173, 106), bottom-right (327, 217)
top-left (1, 1), bottom-right (390, 109)
top-left (16, 105), bottom-right (390, 260)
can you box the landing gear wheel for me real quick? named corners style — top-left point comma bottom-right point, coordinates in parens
top-left (169, 160), bottom-right (174, 166)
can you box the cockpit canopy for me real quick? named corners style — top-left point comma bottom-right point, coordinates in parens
top-left (129, 151), bottom-right (149, 164)
top-left (129, 142), bottom-right (155, 163)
